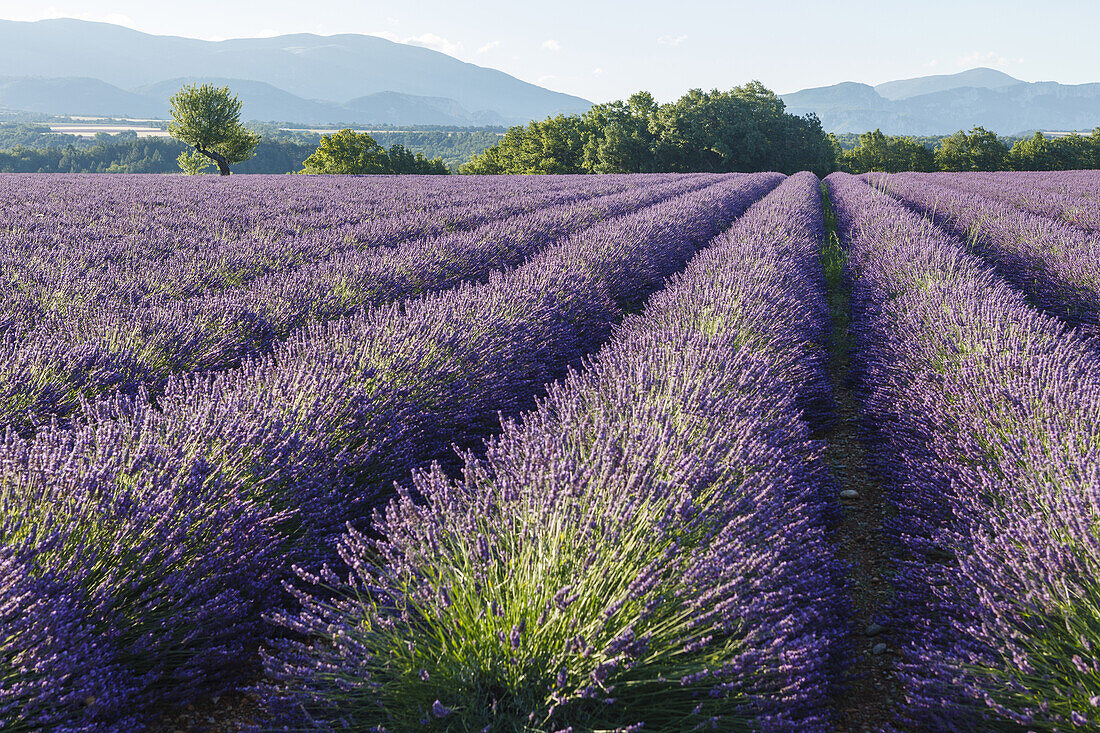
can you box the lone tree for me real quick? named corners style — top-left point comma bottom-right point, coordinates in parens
top-left (168, 84), bottom-right (259, 175)
top-left (300, 129), bottom-right (450, 174)
top-left (300, 129), bottom-right (391, 174)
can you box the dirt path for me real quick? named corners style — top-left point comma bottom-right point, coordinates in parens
top-left (819, 183), bottom-right (903, 732)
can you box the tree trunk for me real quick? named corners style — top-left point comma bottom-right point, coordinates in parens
top-left (196, 145), bottom-right (232, 176)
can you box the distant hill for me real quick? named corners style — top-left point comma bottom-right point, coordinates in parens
top-left (0, 76), bottom-right (162, 117)
top-left (0, 18), bottom-right (591, 125)
top-left (0, 76), bottom-right (511, 125)
top-left (783, 68), bottom-right (1100, 135)
top-left (872, 67), bottom-right (1024, 100)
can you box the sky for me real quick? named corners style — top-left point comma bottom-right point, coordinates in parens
top-left (2, 0), bottom-right (1098, 103)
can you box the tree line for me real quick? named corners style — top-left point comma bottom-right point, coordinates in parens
top-left (836, 127), bottom-right (1100, 173)
top-left (0, 123), bottom-right (500, 173)
top-left (0, 137), bottom-right (313, 174)
top-left (460, 84), bottom-right (837, 176)
top-left (2, 82), bottom-right (1098, 175)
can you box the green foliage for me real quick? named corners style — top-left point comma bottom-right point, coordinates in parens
top-left (246, 123), bottom-right (502, 170)
top-left (383, 142), bottom-right (450, 174)
top-left (837, 129), bottom-right (936, 173)
top-left (293, 487), bottom-right (755, 732)
top-left (176, 149), bottom-right (211, 175)
top-left (1008, 131), bottom-right (1096, 171)
top-left (969, 580), bottom-right (1100, 732)
top-left (301, 129), bottom-right (389, 173)
top-left (581, 92), bottom-right (659, 173)
top-left (841, 127), bottom-right (1100, 173)
top-left (300, 129), bottom-right (449, 174)
top-left (460, 115), bottom-right (587, 174)
top-left (0, 137), bottom-right (314, 173)
top-left (167, 84), bottom-right (260, 174)
top-left (830, 131), bottom-right (1023, 152)
top-left (462, 82), bottom-right (838, 176)
top-left (934, 126), bottom-right (1009, 171)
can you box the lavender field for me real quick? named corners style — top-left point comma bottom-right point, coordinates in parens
top-left (3, 169), bottom-right (1100, 732)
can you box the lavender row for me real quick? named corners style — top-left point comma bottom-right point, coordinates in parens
top-left (258, 173), bottom-right (843, 732)
top-left (0, 173), bottom-right (781, 732)
top-left (950, 169), bottom-right (1100, 199)
top-left (829, 172), bottom-right (1100, 730)
top-left (0, 173), bottom-right (643, 310)
top-left (0, 174), bottom-right (722, 435)
top-left (870, 171), bottom-right (1100, 339)
top-left (904, 171), bottom-right (1100, 232)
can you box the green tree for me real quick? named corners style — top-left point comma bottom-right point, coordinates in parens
top-left (462, 115), bottom-right (587, 174)
top-left (1008, 132), bottom-right (1054, 170)
top-left (463, 83), bottom-right (836, 176)
top-left (300, 129), bottom-right (391, 173)
top-left (299, 130), bottom-right (448, 174)
top-left (177, 149), bottom-right (212, 175)
top-left (842, 129), bottom-right (891, 172)
top-left (167, 84), bottom-right (260, 175)
top-left (651, 88), bottom-right (763, 172)
top-left (581, 92), bottom-right (659, 173)
top-left (934, 126), bottom-right (1009, 171)
top-left (384, 144), bottom-right (449, 174)
top-left (839, 129), bottom-right (935, 173)
top-left (1050, 133), bottom-right (1094, 170)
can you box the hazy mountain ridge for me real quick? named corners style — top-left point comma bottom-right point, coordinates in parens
top-left (0, 18), bottom-right (590, 125)
top-left (3, 19), bottom-right (1095, 134)
top-left (783, 68), bottom-right (1100, 134)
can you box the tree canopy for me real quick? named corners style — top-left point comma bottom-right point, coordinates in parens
top-left (461, 83), bottom-right (838, 176)
top-left (1008, 131), bottom-right (1099, 171)
top-left (835, 129), bottom-right (935, 173)
top-left (167, 84), bottom-right (260, 175)
top-left (300, 129), bottom-right (449, 174)
top-left (837, 127), bottom-right (1100, 174)
top-left (933, 126), bottom-right (1009, 172)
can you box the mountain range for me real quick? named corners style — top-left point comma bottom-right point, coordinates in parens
top-left (781, 68), bottom-right (1100, 135)
top-left (0, 20), bottom-right (1097, 133)
top-left (0, 18), bottom-right (591, 125)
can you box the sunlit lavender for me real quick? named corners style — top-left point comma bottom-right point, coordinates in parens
top-left (4, 168), bottom-right (1100, 731)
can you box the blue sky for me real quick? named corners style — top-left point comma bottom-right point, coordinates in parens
top-left (3, 0), bottom-right (1097, 102)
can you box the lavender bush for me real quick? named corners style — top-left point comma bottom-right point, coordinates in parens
top-left (902, 171), bottom-right (1100, 232)
top-left (829, 171), bottom-right (1100, 730)
top-left (259, 173), bottom-right (844, 732)
top-left (868, 171), bottom-right (1100, 340)
top-left (0, 173), bottom-right (779, 729)
top-left (0, 174), bottom-right (721, 435)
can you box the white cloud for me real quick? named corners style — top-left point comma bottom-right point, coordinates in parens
top-left (538, 74), bottom-right (558, 85)
top-left (100, 12), bottom-right (136, 26)
top-left (477, 40), bottom-right (501, 54)
top-left (657, 34), bottom-right (688, 47)
top-left (370, 31), bottom-right (464, 57)
top-left (254, 28), bottom-right (282, 38)
top-left (541, 39), bottom-right (561, 52)
top-left (592, 67), bottom-right (604, 77)
top-left (406, 33), bottom-right (463, 56)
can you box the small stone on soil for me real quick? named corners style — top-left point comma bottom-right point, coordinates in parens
top-left (865, 623), bottom-right (885, 636)
top-left (872, 642), bottom-right (887, 655)
top-left (840, 489), bottom-right (860, 499)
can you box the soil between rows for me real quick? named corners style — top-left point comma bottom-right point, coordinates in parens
top-left (820, 182), bottom-right (904, 732)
